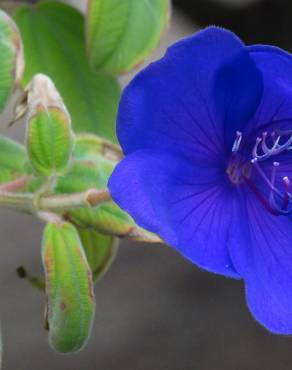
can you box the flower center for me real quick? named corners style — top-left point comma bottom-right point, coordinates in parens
top-left (226, 154), bottom-right (251, 184)
top-left (227, 129), bottom-right (292, 216)
top-left (226, 131), bottom-right (252, 184)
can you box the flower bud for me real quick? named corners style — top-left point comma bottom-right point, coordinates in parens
top-left (42, 221), bottom-right (95, 353)
top-left (26, 74), bottom-right (74, 177)
top-left (0, 9), bottom-right (24, 112)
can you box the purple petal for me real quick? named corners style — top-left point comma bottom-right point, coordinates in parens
top-left (230, 189), bottom-right (292, 334)
top-left (109, 149), bottom-right (240, 278)
top-left (247, 45), bottom-right (292, 133)
top-left (118, 27), bottom-right (263, 163)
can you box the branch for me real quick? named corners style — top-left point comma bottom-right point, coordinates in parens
top-left (0, 187), bottom-right (163, 243)
top-left (0, 191), bottom-right (34, 212)
top-left (39, 188), bottom-right (111, 212)
top-left (0, 188), bottom-right (111, 213)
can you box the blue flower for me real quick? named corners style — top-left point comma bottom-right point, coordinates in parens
top-left (108, 26), bottom-right (292, 334)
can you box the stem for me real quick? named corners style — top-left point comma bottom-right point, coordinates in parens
top-left (0, 188), bottom-right (111, 213)
top-left (86, 189), bottom-right (112, 206)
top-left (0, 186), bottom-right (163, 243)
top-left (0, 191), bottom-right (34, 212)
top-left (37, 211), bottom-right (63, 224)
top-left (17, 266), bottom-right (45, 292)
top-left (38, 189), bottom-right (111, 212)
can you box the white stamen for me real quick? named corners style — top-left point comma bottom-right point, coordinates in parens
top-left (252, 130), bottom-right (292, 162)
top-left (232, 131), bottom-right (243, 153)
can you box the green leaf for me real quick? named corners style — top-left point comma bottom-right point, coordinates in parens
top-left (13, 1), bottom-right (120, 140)
top-left (0, 136), bottom-right (26, 173)
top-left (78, 228), bottom-right (118, 281)
top-left (26, 74), bottom-right (74, 177)
top-left (0, 136), bottom-right (27, 183)
top-left (86, 0), bottom-right (170, 76)
top-left (42, 221), bottom-right (95, 353)
top-left (0, 9), bottom-right (24, 112)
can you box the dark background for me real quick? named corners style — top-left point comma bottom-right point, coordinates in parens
top-left (175, 0), bottom-right (292, 50)
top-left (2, 0), bottom-right (292, 369)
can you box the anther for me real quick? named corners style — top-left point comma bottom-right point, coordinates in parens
top-left (283, 176), bottom-right (290, 188)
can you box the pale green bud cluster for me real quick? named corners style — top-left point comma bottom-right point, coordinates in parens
top-left (0, 0), bottom-right (169, 357)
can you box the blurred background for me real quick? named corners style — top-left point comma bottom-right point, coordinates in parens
top-left (2, 0), bottom-right (292, 369)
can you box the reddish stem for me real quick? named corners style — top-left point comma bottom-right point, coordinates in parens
top-left (0, 176), bottom-right (32, 192)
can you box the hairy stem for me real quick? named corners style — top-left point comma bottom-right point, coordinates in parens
top-left (0, 187), bottom-right (163, 243)
top-left (0, 188), bottom-right (111, 213)
top-left (38, 189), bottom-right (111, 212)
top-left (0, 191), bottom-right (34, 212)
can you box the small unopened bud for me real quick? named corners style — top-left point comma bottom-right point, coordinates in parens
top-left (25, 74), bottom-right (74, 177)
top-left (42, 222), bottom-right (95, 353)
top-left (0, 10), bottom-right (25, 113)
top-left (27, 74), bottom-right (70, 120)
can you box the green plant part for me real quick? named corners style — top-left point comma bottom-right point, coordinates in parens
top-left (74, 133), bottom-right (123, 163)
top-left (13, 1), bottom-right (120, 140)
top-left (57, 161), bottom-right (159, 242)
top-left (56, 135), bottom-right (160, 241)
top-left (16, 266), bottom-right (45, 291)
top-left (86, 0), bottom-right (170, 76)
top-left (26, 74), bottom-right (74, 177)
top-left (42, 221), bottom-right (95, 353)
top-left (0, 9), bottom-right (24, 112)
top-left (0, 136), bottom-right (28, 185)
top-left (0, 0), bottom-right (167, 360)
top-left (56, 133), bottom-right (137, 237)
top-left (78, 228), bottom-right (119, 281)
top-left (57, 159), bottom-right (137, 236)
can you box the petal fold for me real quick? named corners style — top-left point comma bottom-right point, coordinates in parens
top-left (109, 149), bottom-right (240, 278)
top-left (247, 45), bottom-right (292, 133)
top-left (230, 190), bottom-right (292, 334)
top-left (118, 27), bottom-right (263, 162)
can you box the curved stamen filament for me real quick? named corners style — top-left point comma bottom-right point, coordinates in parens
top-left (268, 162), bottom-right (281, 212)
top-left (230, 130), bottom-right (292, 215)
top-left (283, 176), bottom-right (291, 210)
top-left (251, 159), bottom-right (282, 197)
top-left (232, 131), bottom-right (242, 153)
top-left (269, 162), bottom-right (279, 197)
top-left (251, 159), bottom-right (292, 215)
top-left (252, 130), bottom-right (292, 162)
